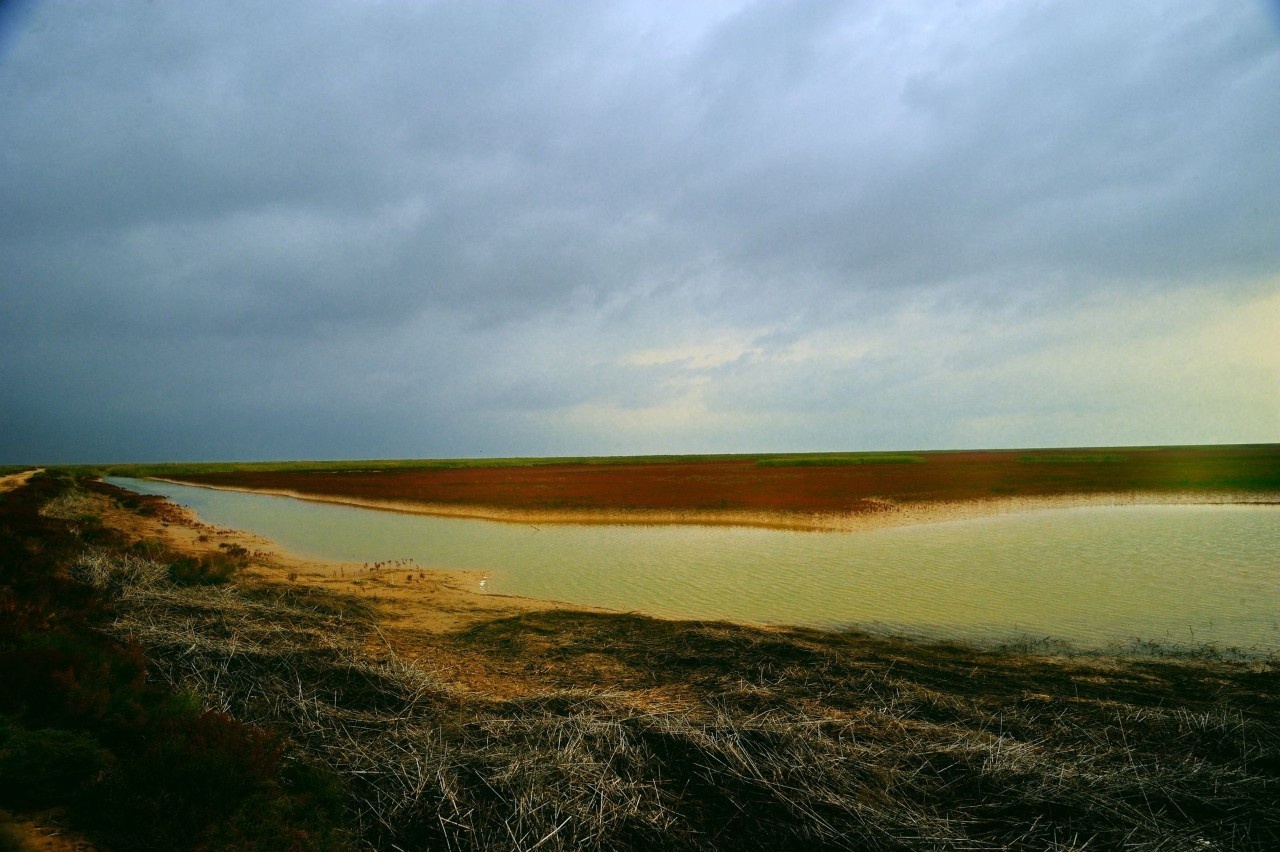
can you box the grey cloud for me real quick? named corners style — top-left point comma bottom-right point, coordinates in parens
top-left (2, 0), bottom-right (1276, 462)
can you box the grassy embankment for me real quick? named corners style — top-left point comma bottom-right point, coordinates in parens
top-left (3, 469), bottom-right (1278, 849)
top-left (0, 471), bottom-right (356, 850)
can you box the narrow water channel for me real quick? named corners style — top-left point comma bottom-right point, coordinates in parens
top-left (109, 478), bottom-right (1280, 651)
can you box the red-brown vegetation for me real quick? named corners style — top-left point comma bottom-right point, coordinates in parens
top-left (169, 444), bottom-right (1280, 517)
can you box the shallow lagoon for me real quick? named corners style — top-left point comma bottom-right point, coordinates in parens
top-left (110, 478), bottom-right (1280, 651)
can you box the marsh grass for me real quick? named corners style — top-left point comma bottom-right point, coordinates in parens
top-left (92, 568), bottom-right (1280, 850)
top-left (89, 445), bottom-right (1280, 518)
top-left (1, 473), bottom-right (357, 851)
top-left (37, 488), bottom-right (102, 522)
top-left (15, 471), bottom-right (1280, 850)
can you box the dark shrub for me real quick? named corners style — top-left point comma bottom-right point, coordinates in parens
top-left (90, 711), bottom-right (280, 848)
top-left (0, 719), bottom-right (111, 810)
top-left (167, 552), bottom-right (239, 586)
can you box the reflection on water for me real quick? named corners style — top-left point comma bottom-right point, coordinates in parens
top-left (109, 478), bottom-right (1280, 650)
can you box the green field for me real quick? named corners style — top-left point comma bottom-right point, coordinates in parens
top-left (78, 452), bottom-right (760, 478)
top-left (64, 443), bottom-right (1279, 485)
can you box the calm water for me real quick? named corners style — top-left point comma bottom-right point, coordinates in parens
top-left (109, 478), bottom-right (1280, 650)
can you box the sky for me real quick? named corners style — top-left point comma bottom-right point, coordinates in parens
top-left (2, 1), bottom-right (1278, 464)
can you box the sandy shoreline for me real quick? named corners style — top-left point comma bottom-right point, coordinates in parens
top-left (147, 476), bottom-right (1280, 532)
top-left (97, 482), bottom-right (588, 635)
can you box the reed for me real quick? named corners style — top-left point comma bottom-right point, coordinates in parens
top-left (92, 553), bottom-right (1280, 850)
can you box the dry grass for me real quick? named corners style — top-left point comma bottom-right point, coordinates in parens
top-left (38, 489), bottom-right (102, 522)
top-left (73, 547), bottom-right (169, 590)
top-left (76, 545), bottom-right (1280, 851)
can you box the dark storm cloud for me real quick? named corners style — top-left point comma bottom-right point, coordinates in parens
top-left (2, 1), bottom-right (1277, 461)
top-left (671, 3), bottom-right (1280, 295)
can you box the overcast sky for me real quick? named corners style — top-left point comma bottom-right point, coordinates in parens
top-left (2, 1), bottom-right (1277, 464)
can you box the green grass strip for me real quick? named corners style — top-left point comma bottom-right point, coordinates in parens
top-left (1018, 454), bottom-right (1127, 463)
